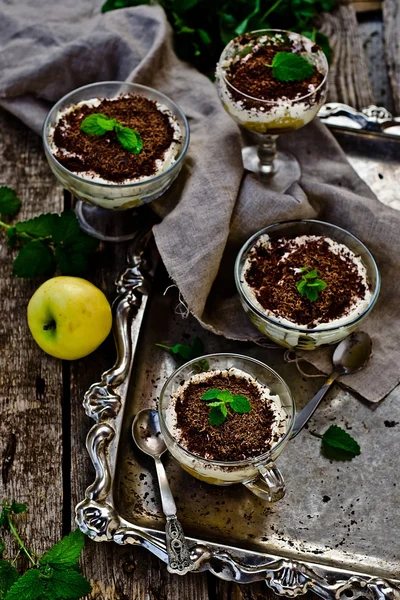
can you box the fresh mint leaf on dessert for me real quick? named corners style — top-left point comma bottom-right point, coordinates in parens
top-left (115, 123), bottom-right (143, 154)
top-left (0, 187), bottom-right (21, 217)
top-left (322, 425), bottom-right (361, 458)
top-left (156, 336), bottom-right (205, 362)
top-left (296, 267), bottom-right (327, 301)
top-left (81, 113), bottom-right (143, 154)
top-left (80, 113), bottom-right (116, 136)
top-left (201, 389), bottom-right (251, 425)
top-left (267, 52), bottom-right (314, 82)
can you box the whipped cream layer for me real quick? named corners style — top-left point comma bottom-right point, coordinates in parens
top-left (48, 95), bottom-right (182, 185)
top-left (165, 367), bottom-right (288, 483)
top-left (241, 234), bottom-right (373, 331)
top-left (216, 32), bottom-right (326, 129)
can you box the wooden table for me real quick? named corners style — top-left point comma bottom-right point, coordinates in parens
top-left (0, 3), bottom-right (399, 598)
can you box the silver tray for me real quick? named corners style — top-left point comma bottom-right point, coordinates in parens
top-left (76, 125), bottom-right (400, 599)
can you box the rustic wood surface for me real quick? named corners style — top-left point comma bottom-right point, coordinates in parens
top-left (0, 4), bottom-right (399, 598)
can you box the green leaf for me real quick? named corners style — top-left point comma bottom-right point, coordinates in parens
top-left (231, 395), bottom-right (251, 413)
top-left (115, 124), bottom-right (143, 154)
top-left (0, 187), bottom-right (21, 217)
top-left (15, 214), bottom-right (58, 238)
top-left (6, 227), bottom-right (17, 248)
top-left (322, 425), bottom-right (361, 458)
top-left (220, 403), bottom-right (228, 418)
top-left (304, 268), bottom-right (318, 280)
top-left (51, 211), bottom-right (81, 244)
top-left (216, 390), bottom-right (233, 403)
top-left (0, 504), bottom-right (9, 529)
top-left (43, 567), bottom-right (92, 599)
top-left (206, 401), bottom-right (224, 407)
top-left (170, 343), bottom-right (194, 360)
top-left (80, 113), bottom-right (116, 136)
top-left (191, 358), bottom-right (209, 373)
top-left (0, 539), bottom-right (4, 555)
top-left (4, 569), bottom-right (44, 600)
top-left (271, 52), bottom-right (314, 82)
top-left (198, 28), bottom-right (212, 46)
top-left (296, 279), bottom-right (307, 294)
top-left (12, 241), bottom-right (56, 278)
top-left (40, 530), bottom-right (86, 568)
top-left (10, 501), bottom-right (27, 515)
top-left (201, 389), bottom-right (221, 401)
top-left (54, 233), bottom-right (99, 276)
top-left (172, 0), bottom-right (199, 12)
top-left (190, 336), bottom-right (204, 357)
top-left (0, 560), bottom-right (19, 600)
top-left (305, 287), bottom-right (319, 301)
top-left (208, 406), bottom-right (227, 426)
top-left (157, 337), bottom-right (205, 362)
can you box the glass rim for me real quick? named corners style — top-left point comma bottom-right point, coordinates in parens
top-left (158, 352), bottom-right (295, 467)
top-left (217, 29), bottom-right (329, 105)
top-left (234, 219), bottom-right (381, 334)
top-left (42, 80), bottom-right (190, 189)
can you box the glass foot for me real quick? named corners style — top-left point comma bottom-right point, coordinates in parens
top-left (75, 200), bottom-right (148, 242)
top-left (242, 146), bottom-right (301, 192)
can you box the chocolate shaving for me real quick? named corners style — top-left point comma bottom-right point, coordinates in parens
top-left (174, 372), bottom-right (282, 461)
top-left (53, 94), bottom-right (177, 182)
top-left (244, 236), bottom-right (368, 328)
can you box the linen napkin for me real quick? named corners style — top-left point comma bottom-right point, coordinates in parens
top-left (0, 0), bottom-right (398, 402)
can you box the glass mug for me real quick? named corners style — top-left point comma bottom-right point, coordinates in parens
top-left (158, 354), bottom-right (295, 502)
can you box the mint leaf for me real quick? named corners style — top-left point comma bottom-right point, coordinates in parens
top-left (0, 538), bottom-right (4, 555)
top-left (297, 267), bottom-right (327, 302)
top-left (304, 268), bottom-right (318, 280)
top-left (54, 233), bottom-right (99, 276)
top-left (156, 337), bottom-right (204, 362)
top-left (305, 287), bottom-right (318, 301)
top-left (10, 501), bottom-right (27, 515)
top-left (6, 227), bottom-right (17, 248)
top-left (201, 389), bottom-right (221, 401)
top-left (40, 530), bottom-right (86, 568)
top-left (209, 406), bottom-right (226, 426)
top-left (0, 187), bottom-right (21, 217)
top-left (271, 52), bottom-right (314, 82)
top-left (51, 211), bottom-right (81, 244)
top-left (115, 123), bottom-right (143, 154)
top-left (296, 279), bottom-right (307, 294)
top-left (220, 403), bottom-right (228, 418)
top-left (13, 241), bottom-right (56, 278)
top-left (81, 113), bottom-right (116, 136)
top-left (206, 401), bottom-right (224, 407)
top-left (15, 214), bottom-right (58, 238)
top-left (216, 390), bottom-right (233, 403)
top-left (43, 567), bottom-right (92, 599)
top-left (0, 560), bottom-right (19, 600)
top-left (322, 425), bottom-right (361, 458)
top-left (231, 395), bottom-right (251, 413)
top-left (4, 569), bottom-right (43, 600)
top-left (0, 503), bottom-right (9, 529)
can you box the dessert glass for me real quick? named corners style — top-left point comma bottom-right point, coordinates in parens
top-left (216, 30), bottom-right (328, 191)
top-left (235, 220), bottom-right (380, 350)
top-left (158, 353), bottom-right (295, 503)
top-left (43, 81), bottom-right (189, 242)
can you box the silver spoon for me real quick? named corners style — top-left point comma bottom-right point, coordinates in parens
top-left (290, 331), bottom-right (372, 439)
top-left (132, 408), bottom-right (195, 575)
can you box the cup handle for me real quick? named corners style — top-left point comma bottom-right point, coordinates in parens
top-left (243, 462), bottom-right (285, 502)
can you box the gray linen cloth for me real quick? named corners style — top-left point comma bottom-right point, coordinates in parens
top-left (0, 0), bottom-right (398, 402)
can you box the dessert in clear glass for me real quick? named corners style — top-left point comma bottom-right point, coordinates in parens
top-left (235, 220), bottom-right (380, 350)
top-left (43, 81), bottom-right (189, 242)
top-left (216, 30), bottom-right (328, 191)
top-left (158, 353), bottom-right (295, 503)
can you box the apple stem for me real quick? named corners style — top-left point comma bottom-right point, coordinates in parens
top-left (43, 320), bottom-right (56, 331)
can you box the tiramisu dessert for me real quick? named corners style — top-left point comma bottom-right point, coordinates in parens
top-left (49, 94), bottom-right (183, 185)
top-left (241, 234), bottom-right (373, 336)
top-left (216, 30), bottom-right (328, 134)
top-left (164, 367), bottom-right (288, 485)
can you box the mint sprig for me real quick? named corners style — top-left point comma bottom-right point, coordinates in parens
top-left (201, 388), bottom-right (251, 426)
top-left (296, 267), bottom-right (327, 301)
top-left (0, 190), bottom-right (99, 278)
top-left (266, 52), bottom-right (314, 82)
top-left (0, 187), bottom-right (21, 217)
top-left (322, 425), bottom-right (361, 458)
top-left (81, 113), bottom-right (142, 154)
top-left (0, 499), bottom-right (91, 600)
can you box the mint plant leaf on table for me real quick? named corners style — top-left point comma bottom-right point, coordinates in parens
top-left (40, 530), bottom-right (86, 568)
top-left (42, 568), bottom-right (92, 599)
top-left (322, 425), bottom-right (361, 457)
top-left (4, 570), bottom-right (43, 600)
top-left (13, 241), bottom-right (56, 278)
top-left (156, 336), bottom-right (205, 362)
top-left (0, 187), bottom-right (22, 217)
top-left (0, 560), bottom-right (19, 600)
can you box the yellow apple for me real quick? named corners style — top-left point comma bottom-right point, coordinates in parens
top-left (27, 276), bottom-right (112, 360)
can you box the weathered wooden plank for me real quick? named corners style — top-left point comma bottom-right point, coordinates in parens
top-left (0, 109), bottom-right (64, 557)
top-left (69, 243), bottom-right (211, 599)
top-left (382, 0), bottom-right (400, 114)
top-left (318, 0), bottom-right (375, 108)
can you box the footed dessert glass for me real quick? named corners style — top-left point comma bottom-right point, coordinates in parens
top-left (159, 353), bottom-right (295, 503)
top-left (235, 220), bottom-right (380, 350)
top-left (216, 30), bottom-right (328, 191)
top-left (43, 81), bottom-right (189, 242)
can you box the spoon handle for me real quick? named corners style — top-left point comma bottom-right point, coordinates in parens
top-left (290, 371), bottom-right (340, 439)
top-left (154, 457), bottom-right (195, 575)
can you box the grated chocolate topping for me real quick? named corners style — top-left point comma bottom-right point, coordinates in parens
top-left (243, 236), bottom-right (369, 328)
top-left (52, 94), bottom-right (178, 183)
top-left (174, 372), bottom-right (282, 461)
top-left (224, 33), bottom-right (324, 107)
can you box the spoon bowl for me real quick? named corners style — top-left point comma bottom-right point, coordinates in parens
top-left (132, 408), bottom-right (167, 458)
top-left (333, 331), bottom-right (372, 374)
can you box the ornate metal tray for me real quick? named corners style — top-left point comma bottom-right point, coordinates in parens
top-left (76, 125), bottom-right (400, 599)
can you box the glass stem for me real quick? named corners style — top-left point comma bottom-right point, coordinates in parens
top-left (257, 135), bottom-right (278, 178)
